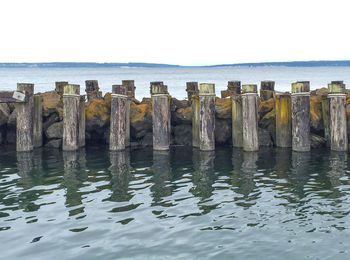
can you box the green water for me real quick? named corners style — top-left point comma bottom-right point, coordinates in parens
top-left (0, 146), bottom-right (350, 259)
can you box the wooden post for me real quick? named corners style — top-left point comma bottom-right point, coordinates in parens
top-left (63, 84), bottom-right (80, 151)
top-left (55, 81), bottom-right (68, 96)
top-left (186, 82), bottom-right (198, 104)
top-left (199, 83), bottom-right (215, 151)
top-left (125, 91), bottom-right (132, 147)
top-left (85, 80), bottom-right (102, 102)
top-left (328, 82), bottom-right (347, 151)
top-left (291, 81), bottom-right (310, 152)
top-left (260, 80), bottom-right (275, 101)
top-left (151, 82), bottom-right (170, 150)
top-left (33, 94), bottom-right (43, 148)
top-left (321, 94), bottom-right (330, 147)
top-left (16, 83), bottom-right (34, 152)
top-left (232, 94), bottom-right (243, 148)
top-left (122, 80), bottom-right (136, 99)
top-left (242, 84), bottom-right (258, 151)
top-left (79, 95), bottom-right (86, 147)
top-left (192, 93), bottom-right (200, 148)
top-left (275, 93), bottom-right (292, 147)
top-left (110, 85), bottom-right (127, 151)
top-left (227, 81), bottom-right (241, 94)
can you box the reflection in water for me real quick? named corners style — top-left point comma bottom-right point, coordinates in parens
top-left (232, 149), bottom-right (257, 198)
top-left (191, 150), bottom-right (216, 200)
top-left (275, 148), bottom-right (292, 177)
top-left (290, 152), bottom-right (312, 198)
top-left (328, 151), bottom-right (348, 197)
top-left (151, 150), bottom-right (172, 204)
top-left (63, 150), bottom-right (87, 210)
top-left (17, 151), bottom-right (34, 176)
top-left (109, 150), bottom-right (132, 202)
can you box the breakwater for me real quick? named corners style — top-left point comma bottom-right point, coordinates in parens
top-left (0, 80), bottom-right (349, 151)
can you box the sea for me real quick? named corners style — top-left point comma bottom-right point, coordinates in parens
top-left (1, 66), bottom-right (350, 99)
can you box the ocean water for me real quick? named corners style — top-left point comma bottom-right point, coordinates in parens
top-left (1, 146), bottom-right (350, 259)
top-left (1, 66), bottom-right (350, 100)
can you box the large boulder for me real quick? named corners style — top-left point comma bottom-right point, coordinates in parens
top-left (259, 128), bottom-right (273, 146)
top-left (0, 104), bottom-right (10, 127)
top-left (104, 92), bottom-right (112, 108)
top-left (42, 91), bottom-right (63, 118)
top-left (130, 102), bottom-right (152, 139)
top-left (171, 98), bottom-right (188, 112)
top-left (173, 106), bottom-right (192, 125)
top-left (7, 110), bottom-right (16, 130)
top-left (258, 98), bottom-right (274, 119)
top-left (215, 98), bottom-right (231, 119)
top-left (85, 99), bottom-right (110, 131)
top-left (215, 118), bottom-right (231, 145)
top-left (45, 139), bottom-right (62, 149)
top-left (45, 121), bottom-right (63, 139)
top-left (173, 124), bottom-right (192, 146)
top-left (259, 108), bottom-right (276, 144)
top-left (310, 95), bottom-right (323, 133)
top-left (311, 133), bottom-right (326, 148)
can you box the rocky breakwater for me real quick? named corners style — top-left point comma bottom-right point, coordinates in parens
top-left (1, 87), bottom-right (349, 149)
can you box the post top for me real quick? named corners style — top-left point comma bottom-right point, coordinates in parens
top-left (186, 82), bottom-right (199, 92)
top-left (242, 84), bottom-right (257, 94)
top-left (261, 81), bottom-right (275, 91)
top-left (328, 82), bottom-right (345, 94)
top-left (291, 81), bottom-right (310, 93)
top-left (64, 84), bottom-right (80, 95)
top-left (17, 83), bottom-right (34, 95)
top-left (122, 80), bottom-right (135, 86)
top-left (275, 92), bottom-right (291, 98)
top-left (199, 83), bottom-right (215, 94)
top-left (112, 84), bottom-right (127, 95)
top-left (151, 82), bottom-right (168, 95)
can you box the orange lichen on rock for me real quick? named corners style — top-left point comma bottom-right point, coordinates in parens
top-left (104, 92), bottom-right (112, 108)
top-left (258, 98), bottom-right (274, 119)
top-left (130, 102), bottom-right (152, 124)
top-left (42, 91), bottom-right (62, 117)
top-left (215, 98), bottom-right (232, 119)
top-left (85, 99), bottom-right (110, 129)
top-left (310, 95), bottom-right (323, 131)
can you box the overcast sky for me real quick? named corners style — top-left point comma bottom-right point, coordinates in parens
top-left (1, 0), bottom-right (349, 65)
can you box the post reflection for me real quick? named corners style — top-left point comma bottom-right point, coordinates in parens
top-left (191, 150), bottom-right (216, 200)
top-left (109, 150), bottom-right (132, 202)
top-left (151, 150), bottom-right (172, 204)
top-left (290, 151), bottom-right (312, 198)
top-left (63, 149), bottom-right (87, 210)
top-left (231, 149), bottom-right (257, 199)
top-left (327, 151), bottom-right (348, 198)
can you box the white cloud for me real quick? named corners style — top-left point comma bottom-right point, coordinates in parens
top-left (0, 0), bottom-right (349, 65)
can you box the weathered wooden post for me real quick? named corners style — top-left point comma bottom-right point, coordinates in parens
top-left (328, 82), bottom-right (347, 151)
top-left (125, 90), bottom-right (132, 147)
top-left (33, 94), bottom-right (43, 147)
top-left (63, 84), bottom-right (80, 151)
top-left (275, 93), bottom-right (292, 147)
top-left (260, 81), bottom-right (275, 101)
top-left (16, 83), bottom-right (34, 152)
top-left (79, 95), bottom-right (86, 147)
top-left (192, 93), bottom-right (200, 148)
top-left (186, 82), bottom-right (198, 104)
top-left (291, 81), bottom-right (310, 152)
top-left (221, 81), bottom-right (241, 98)
top-left (151, 82), bottom-right (170, 150)
top-left (110, 85), bottom-right (127, 151)
top-left (242, 84), bottom-right (258, 151)
top-left (199, 83), bottom-right (215, 151)
top-left (321, 94), bottom-right (330, 147)
top-left (55, 81), bottom-right (68, 96)
top-left (85, 80), bottom-right (102, 102)
top-left (122, 80), bottom-right (136, 99)
top-left (232, 94), bottom-right (243, 148)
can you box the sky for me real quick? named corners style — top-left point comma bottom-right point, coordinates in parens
top-left (1, 0), bottom-right (350, 65)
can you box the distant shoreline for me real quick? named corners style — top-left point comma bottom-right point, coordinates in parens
top-left (1, 60), bottom-right (350, 68)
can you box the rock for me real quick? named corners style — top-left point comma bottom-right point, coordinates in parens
top-left (171, 98), bottom-right (188, 112)
top-left (216, 98), bottom-right (232, 119)
top-left (130, 102), bottom-right (152, 139)
top-left (173, 106), bottom-right (192, 125)
top-left (258, 128), bottom-right (273, 146)
top-left (258, 98), bottom-right (274, 119)
top-left (0, 104), bottom-right (10, 127)
top-left (104, 92), bottom-right (112, 108)
top-left (221, 90), bottom-right (231, 98)
top-left (310, 95), bottom-right (323, 133)
top-left (140, 132), bottom-right (153, 147)
top-left (7, 110), bottom-right (16, 130)
top-left (45, 121), bottom-right (63, 139)
top-left (85, 99), bottom-right (110, 131)
top-left (141, 98), bottom-right (152, 106)
top-left (6, 131), bottom-right (16, 144)
top-left (260, 90), bottom-right (274, 101)
top-left (42, 91), bottom-right (63, 118)
top-left (311, 133), bottom-right (326, 148)
top-left (45, 139), bottom-right (62, 149)
top-left (43, 112), bottom-right (60, 131)
top-left (174, 125), bottom-right (192, 146)
top-left (215, 118), bottom-right (231, 145)
top-left (259, 108), bottom-right (276, 144)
